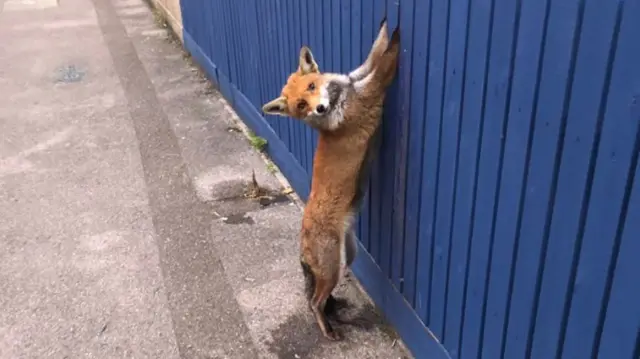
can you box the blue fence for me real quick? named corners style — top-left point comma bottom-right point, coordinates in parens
top-left (179, 0), bottom-right (640, 358)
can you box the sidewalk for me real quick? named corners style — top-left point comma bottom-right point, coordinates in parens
top-left (0, 0), bottom-right (411, 358)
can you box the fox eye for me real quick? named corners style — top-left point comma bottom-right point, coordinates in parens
top-left (307, 82), bottom-right (315, 91)
top-left (297, 100), bottom-right (307, 110)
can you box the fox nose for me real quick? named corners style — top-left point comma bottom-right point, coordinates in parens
top-left (316, 104), bottom-right (326, 114)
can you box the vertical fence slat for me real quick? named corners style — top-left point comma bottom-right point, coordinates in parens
top-left (280, 0), bottom-right (292, 152)
top-left (560, 2), bottom-right (637, 357)
top-left (390, 0), bottom-right (413, 295)
top-left (232, 0), bottom-right (243, 89)
top-left (352, 1), bottom-right (363, 248)
top-left (475, 0), bottom-right (524, 356)
top-left (246, 0), bottom-right (260, 106)
top-left (300, 0), bottom-right (311, 175)
top-left (287, 0), bottom-right (301, 167)
top-left (206, 0), bottom-right (219, 79)
top-left (297, 0), bottom-right (308, 169)
top-left (376, 0), bottom-right (394, 277)
top-left (209, 0), bottom-right (230, 101)
top-left (458, 0), bottom-right (517, 354)
top-left (223, 0), bottom-right (237, 86)
top-left (455, 0), bottom-right (495, 351)
top-left (341, 0), bottom-right (351, 74)
top-left (526, 0), bottom-right (612, 357)
top-left (310, 0), bottom-right (322, 168)
top-left (290, 0), bottom-right (302, 169)
top-left (330, 0), bottom-right (340, 72)
top-left (274, 0), bottom-right (289, 147)
top-left (349, 0), bottom-right (361, 72)
top-left (414, 0), bottom-right (448, 326)
top-left (378, 0), bottom-right (399, 280)
top-left (276, 0), bottom-right (291, 151)
top-left (429, 0), bottom-right (470, 347)
top-left (250, 0), bottom-right (262, 107)
top-left (273, 0), bottom-right (286, 148)
top-left (297, 2), bottom-right (306, 172)
top-left (236, 2), bottom-right (248, 93)
top-left (402, 0), bottom-right (432, 309)
top-left (244, 2), bottom-right (254, 97)
top-left (596, 166), bottom-right (640, 359)
top-left (230, 2), bottom-right (242, 92)
top-left (254, 1), bottom-right (270, 128)
top-left (321, 0), bottom-right (332, 71)
top-left (259, 0), bottom-right (274, 134)
top-left (494, 0), bottom-right (553, 358)
top-left (443, 0), bottom-right (493, 355)
top-left (351, 0), bottom-right (364, 243)
top-left (215, 0), bottom-right (230, 82)
top-left (367, 0), bottom-right (383, 259)
top-left (299, 0), bottom-right (309, 173)
top-left (200, 0), bottom-right (209, 59)
top-left (211, 0), bottom-right (221, 68)
top-left (422, 0), bottom-right (452, 334)
top-left (191, 0), bottom-right (201, 49)
top-left (306, 0), bottom-right (320, 176)
top-left (480, 0), bottom-right (550, 355)
top-left (358, 0), bottom-right (373, 256)
top-left (496, 0), bottom-right (575, 356)
top-left (220, 0), bottom-right (236, 86)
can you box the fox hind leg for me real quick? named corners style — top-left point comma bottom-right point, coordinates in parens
top-left (319, 227), bottom-right (357, 318)
top-left (309, 275), bottom-right (342, 341)
top-left (300, 260), bottom-right (315, 301)
top-left (301, 259), bottom-right (343, 339)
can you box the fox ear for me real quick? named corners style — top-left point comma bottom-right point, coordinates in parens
top-left (298, 46), bottom-right (319, 74)
top-left (262, 96), bottom-right (289, 116)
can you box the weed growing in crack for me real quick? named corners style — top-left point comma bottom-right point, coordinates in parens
top-left (247, 131), bottom-right (267, 152)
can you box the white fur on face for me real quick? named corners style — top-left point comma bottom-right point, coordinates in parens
top-left (304, 73), bottom-right (351, 131)
top-left (313, 86), bottom-right (331, 116)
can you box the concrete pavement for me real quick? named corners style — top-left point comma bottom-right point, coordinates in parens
top-left (0, 0), bottom-right (412, 358)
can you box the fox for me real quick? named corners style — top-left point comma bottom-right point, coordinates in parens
top-left (261, 19), bottom-right (400, 340)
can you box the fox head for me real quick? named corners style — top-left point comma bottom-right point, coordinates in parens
top-left (261, 19), bottom-right (399, 131)
top-left (261, 46), bottom-right (331, 120)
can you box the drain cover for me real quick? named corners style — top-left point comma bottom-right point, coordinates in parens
top-left (55, 65), bottom-right (85, 83)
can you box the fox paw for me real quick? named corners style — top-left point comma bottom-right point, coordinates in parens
top-left (324, 328), bottom-right (343, 341)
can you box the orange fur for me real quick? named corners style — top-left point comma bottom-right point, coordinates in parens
top-left (262, 19), bottom-right (400, 341)
top-left (280, 73), bottom-right (327, 118)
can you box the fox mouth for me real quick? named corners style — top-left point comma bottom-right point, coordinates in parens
top-left (305, 106), bottom-right (336, 129)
